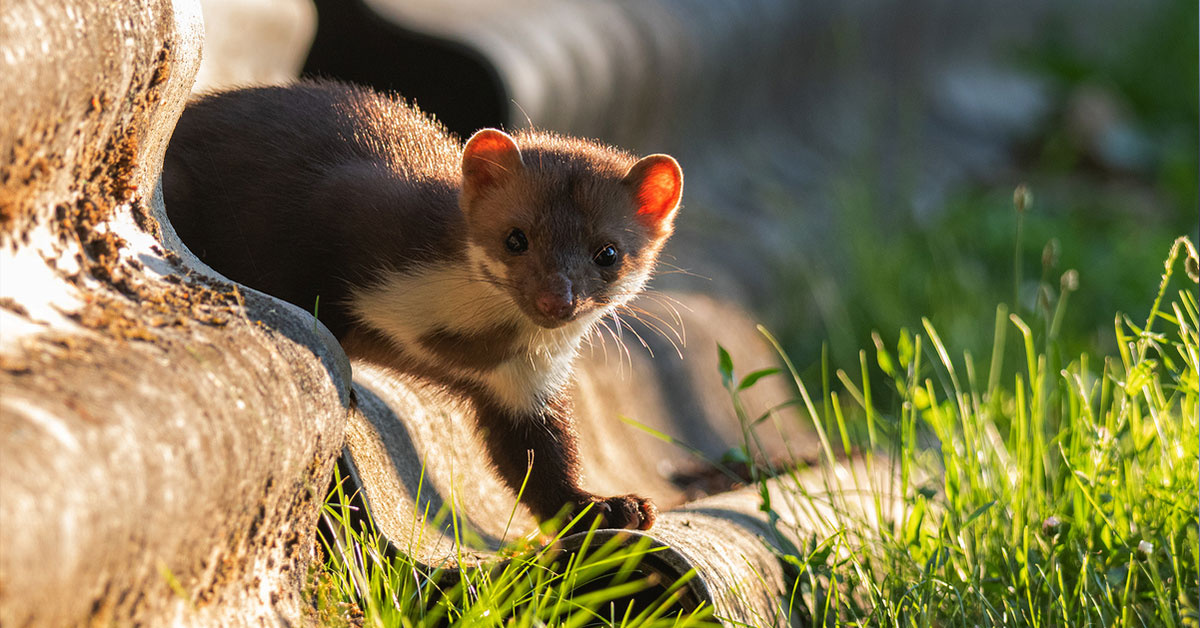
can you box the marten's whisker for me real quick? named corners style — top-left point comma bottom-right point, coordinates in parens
top-left (617, 304), bottom-right (685, 347)
top-left (598, 317), bottom-right (632, 376)
top-left (615, 306), bottom-right (684, 359)
top-left (653, 261), bottom-right (710, 281)
top-left (614, 313), bottom-right (655, 359)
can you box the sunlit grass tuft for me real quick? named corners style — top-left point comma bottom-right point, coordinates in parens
top-left (723, 236), bottom-right (1199, 626)
top-left (310, 465), bottom-right (720, 627)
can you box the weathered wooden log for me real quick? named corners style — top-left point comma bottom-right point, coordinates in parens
top-left (304, 0), bottom-right (803, 151)
top-left (0, 1), bottom-right (349, 625)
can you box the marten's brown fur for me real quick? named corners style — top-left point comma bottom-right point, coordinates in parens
top-left (163, 80), bottom-right (682, 530)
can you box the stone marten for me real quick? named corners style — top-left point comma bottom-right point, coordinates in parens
top-left (162, 81), bottom-right (682, 531)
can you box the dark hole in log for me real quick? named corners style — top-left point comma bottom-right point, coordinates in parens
top-left (304, 0), bottom-right (508, 139)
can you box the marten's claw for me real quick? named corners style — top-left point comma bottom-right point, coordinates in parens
top-left (554, 493), bottom-right (657, 531)
top-left (597, 494), bottom-right (657, 530)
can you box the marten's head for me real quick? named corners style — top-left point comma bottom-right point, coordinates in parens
top-left (459, 129), bottom-right (682, 330)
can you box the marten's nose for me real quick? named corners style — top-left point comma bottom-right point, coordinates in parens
top-left (536, 278), bottom-right (575, 320)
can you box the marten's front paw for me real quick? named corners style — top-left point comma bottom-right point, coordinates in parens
top-left (582, 494), bottom-right (657, 531)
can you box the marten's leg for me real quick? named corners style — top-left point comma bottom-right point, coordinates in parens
top-left (472, 392), bottom-right (656, 530)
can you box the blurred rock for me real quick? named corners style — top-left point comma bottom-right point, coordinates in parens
top-left (1066, 84), bottom-right (1157, 174)
top-left (936, 67), bottom-right (1051, 142)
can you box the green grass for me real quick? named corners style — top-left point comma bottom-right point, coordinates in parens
top-left (310, 467), bottom-right (720, 627)
top-left (721, 236), bottom-right (1199, 625)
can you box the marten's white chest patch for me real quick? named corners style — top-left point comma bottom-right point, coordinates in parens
top-left (350, 256), bottom-right (601, 412)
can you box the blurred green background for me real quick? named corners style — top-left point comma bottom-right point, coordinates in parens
top-left (768, 0), bottom-right (1197, 376)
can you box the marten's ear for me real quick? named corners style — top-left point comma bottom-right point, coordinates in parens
top-left (623, 154), bottom-right (682, 230)
top-left (462, 129), bottom-right (523, 203)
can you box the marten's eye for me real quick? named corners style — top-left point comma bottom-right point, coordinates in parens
top-left (593, 244), bottom-right (618, 267)
top-left (505, 229), bottom-right (528, 254)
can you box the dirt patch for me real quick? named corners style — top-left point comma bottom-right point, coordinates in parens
top-left (0, 297), bottom-right (30, 318)
top-left (0, 124), bottom-right (64, 244)
top-left (3, 32), bottom-right (171, 275)
top-left (59, 273), bottom-right (243, 344)
top-left (24, 39), bottom-right (248, 347)
top-left (45, 187), bottom-right (243, 344)
top-left (65, 298), bottom-right (158, 343)
top-left (130, 195), bottom-right (161, 240)
top-left (0, 353), bottom-right (33, 374)
top-left (303, 557), bottom-right (365, 628)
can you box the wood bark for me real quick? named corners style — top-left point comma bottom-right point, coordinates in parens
top-left (0, 1), bottom-right (349, 625)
